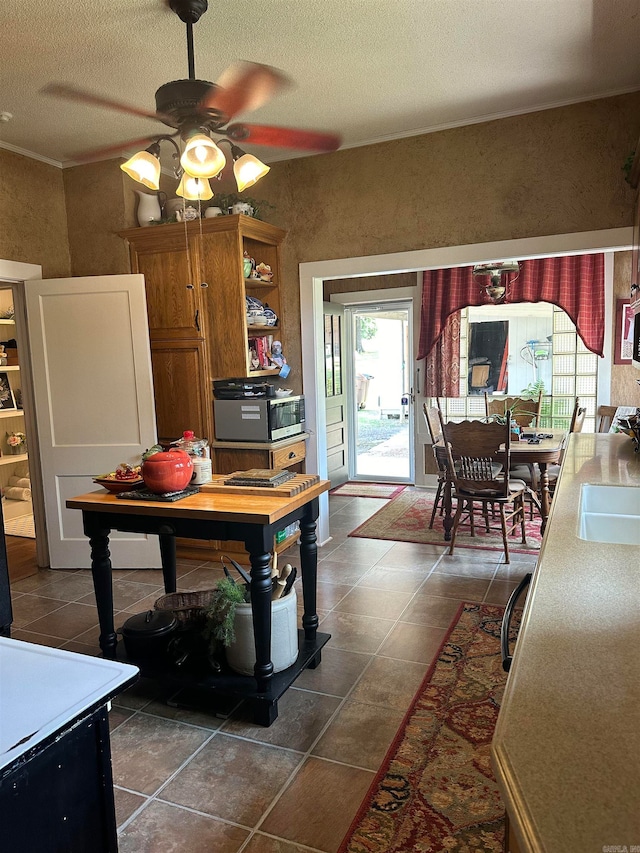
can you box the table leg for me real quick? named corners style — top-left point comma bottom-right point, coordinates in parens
top-left (443, 478), bottom-right (453, 541)
top-left (158, 526), bottom-right (177, 593)
top-left (88, 527), bottom-right (117, 659)
top-left (299, 509), bottom-right (319, 650)
top-left (248, 549), bottom-right (274, 694)
top-left (539, 462), bottom-right (551, 536)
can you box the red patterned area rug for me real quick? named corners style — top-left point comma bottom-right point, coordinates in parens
top-left (349, 488), bottom-right (541, 554)
top-left (330, 482), bottom-right (406, 499)
top-left (338, 602), bottom-right (512, 853)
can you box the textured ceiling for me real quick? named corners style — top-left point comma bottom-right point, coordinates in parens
top-left (1, 0), bottom-right (640, 168)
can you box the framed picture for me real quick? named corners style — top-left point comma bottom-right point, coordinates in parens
top-left (632, 190), bottom-right (640, 307)
top-left (0, 372), bottom-right (16, 410)
top-left (614, 298), bottom-right (635, 364)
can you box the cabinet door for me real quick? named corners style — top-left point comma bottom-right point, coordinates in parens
top-left (200, 230), bottom-right (250, 378)
top-left (132, 235), bottom-right (203, 340)
top-left (150, 340), bottom-right (213, 443)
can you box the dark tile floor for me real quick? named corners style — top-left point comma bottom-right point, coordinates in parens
top-left (9, 491), bottom-right (536, 853)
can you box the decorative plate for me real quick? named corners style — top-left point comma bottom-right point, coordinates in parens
top-left (93, 476), bottom-right (145, 494)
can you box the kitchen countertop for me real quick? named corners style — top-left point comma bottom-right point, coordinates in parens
top-left (210, 432), bottom-right (309, 450)
top-left (0, 638), bottom-right (138, 771)
top-left (492, 433), bottom-right (640, 852)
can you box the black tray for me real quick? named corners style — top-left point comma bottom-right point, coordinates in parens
top-left (116, 485), bottom-right (200, 502)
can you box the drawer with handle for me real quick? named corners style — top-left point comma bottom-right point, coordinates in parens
top-left (271, 440), bottom-right (306, 469)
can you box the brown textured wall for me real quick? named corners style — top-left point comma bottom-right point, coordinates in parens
top-left (258, 92), bottom-right (640, 389)
top-left (0, 149), bottom-right (70, 277)
top-left (611, 251), bottom-right (640, 406)
top-left (324, 273), bottom-right (417, 300)
top-left (63, 160), bottom-right (130, 276)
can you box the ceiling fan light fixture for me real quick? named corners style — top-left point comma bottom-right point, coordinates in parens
top-left (120, 149), bottom-right (161, 190)
top-left (180, 133), bottom-right (226, 178)
top-left (176, 174), bottom-right (214, 200)
top-left (233, 151), bottom-right (270, 191)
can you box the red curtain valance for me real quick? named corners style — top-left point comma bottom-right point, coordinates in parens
top-left (418, 254), bottom-right (605, 365)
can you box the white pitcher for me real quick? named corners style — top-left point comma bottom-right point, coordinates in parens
top-left (136, 191), bottom-right (161, 227)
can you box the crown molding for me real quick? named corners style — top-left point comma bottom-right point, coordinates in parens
top-left (0, 139), bottom-right (62, 168)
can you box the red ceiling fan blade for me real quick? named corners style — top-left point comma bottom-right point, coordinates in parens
top-left (68, 136), bottom-right (161, 162)
top-left (227, 123), bottom-right (341, 152)
top-left (41, 83), bottom-right (175, 125)
top-left (199, 62), bottom-right (291, 121)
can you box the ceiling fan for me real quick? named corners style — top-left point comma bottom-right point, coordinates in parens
top-left (42, 0), bottom-right (341, 196)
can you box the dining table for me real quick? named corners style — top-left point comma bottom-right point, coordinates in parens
top-left (441, 428), bottom-right (568, 541)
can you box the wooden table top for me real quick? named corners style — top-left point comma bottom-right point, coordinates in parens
top-left (67, 479), bottom-right (330, 527)
top-left (510, 428), bottom-right (567, 463)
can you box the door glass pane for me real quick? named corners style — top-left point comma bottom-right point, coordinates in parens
top-left (324, 314), bottom-right (334, 397)
top-left (353, 305), bottom-right (411, 481)
top-left (332, 315), bottom-right (342, 395)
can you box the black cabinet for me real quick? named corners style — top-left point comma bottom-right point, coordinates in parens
top-left (0, 707), bottom-right (118, 852)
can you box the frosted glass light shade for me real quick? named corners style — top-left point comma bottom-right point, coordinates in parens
top-left (176, 175), bottom-right (214, 200)
top-left (180, 134), bottom-right (226, 178)
top-left (120, 151), bottom-right (161, 190)
top-left (233, 153), bottom-right (270, 191)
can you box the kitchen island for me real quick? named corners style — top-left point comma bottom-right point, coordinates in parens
top-left (492, 433), bottom-right (640, 851)
top-left (67, 480), bottom-right (330, 726)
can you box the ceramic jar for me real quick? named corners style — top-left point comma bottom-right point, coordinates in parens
top-left (142, 449), bottom-right (193, 493)
top-left (136, 191), bottom-right (161, 227)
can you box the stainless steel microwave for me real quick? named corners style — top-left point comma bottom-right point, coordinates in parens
top-left (214, 395), bottom-right (305, 442)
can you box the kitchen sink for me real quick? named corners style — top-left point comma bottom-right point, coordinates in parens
top-left (577, 484), bottom-right (640, 546)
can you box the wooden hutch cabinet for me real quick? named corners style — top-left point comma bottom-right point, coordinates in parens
top-left (119, 214), bottom-right (301, 559)
top-left (119, 214), bottom-right (286, 447)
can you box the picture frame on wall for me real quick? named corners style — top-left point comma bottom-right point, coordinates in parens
top-left (614, 298), bottom-right (634, 365)
top-left (632, 190), bottom-right (640, 306)
top-left (0, 372), bottom-right (16, 410)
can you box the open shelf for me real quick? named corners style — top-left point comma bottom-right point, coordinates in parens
top-left (244, 279), bottom-right (276, 288)
top-left (247, 326), bottom-right (279, 336)
top-left (0, 453), bottom-right (27, 465)
top-left (0, 410), bottom-right (24, 420)
top-left (248, 368), bottom-right (281, 377)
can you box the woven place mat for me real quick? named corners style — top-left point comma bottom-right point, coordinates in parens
top-left (116, 485), bottom-right (200, 502)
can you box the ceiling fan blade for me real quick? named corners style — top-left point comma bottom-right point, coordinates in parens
top-left (68, 135), bottom-right (161, 162)
top-left (199, 62), bottom-right (291, 121)
top-left (227, 123), bottom-right (341, 152)
top-left (41, 83), bottom-right (174, 125)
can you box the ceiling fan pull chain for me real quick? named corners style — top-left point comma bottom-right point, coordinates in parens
top-left (182, 200), bottom-right (195, 291)
top-left (197, 201), bottom-right (209, 289)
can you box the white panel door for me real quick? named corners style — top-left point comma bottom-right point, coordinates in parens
top-left (25, 275), bottom-right (161, 569)
top-left (323, 302), bottom-right (348, 488)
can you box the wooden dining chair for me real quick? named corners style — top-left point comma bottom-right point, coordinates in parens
top-left (484, 391), bottom-right (543, 427)
top-left (597, 405), bottom-right (618, 433)
top-left (422, 402), bottom-right (448, 528)
top-left (439, 413), bottom-right (528, 563)
top-left (547, 398), bottom-right (587, 492)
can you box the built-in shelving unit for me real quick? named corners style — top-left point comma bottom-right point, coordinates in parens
top-left (0, 302), bottom-right (32, 536)
top-left (0, 453), bottom-right (27, 466)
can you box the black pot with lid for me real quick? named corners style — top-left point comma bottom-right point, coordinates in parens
top-left (121, 609), bottom-right (178, 664)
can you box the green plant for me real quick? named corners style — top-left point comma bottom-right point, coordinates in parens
top-left (202, 577), bottom-right (248, 653)
top-left (521, 379), bottom-right (546, 397)
top-left (207, 193), bottom-right (276, 220)
top-left (486, 399), bottom-right (538, 427)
